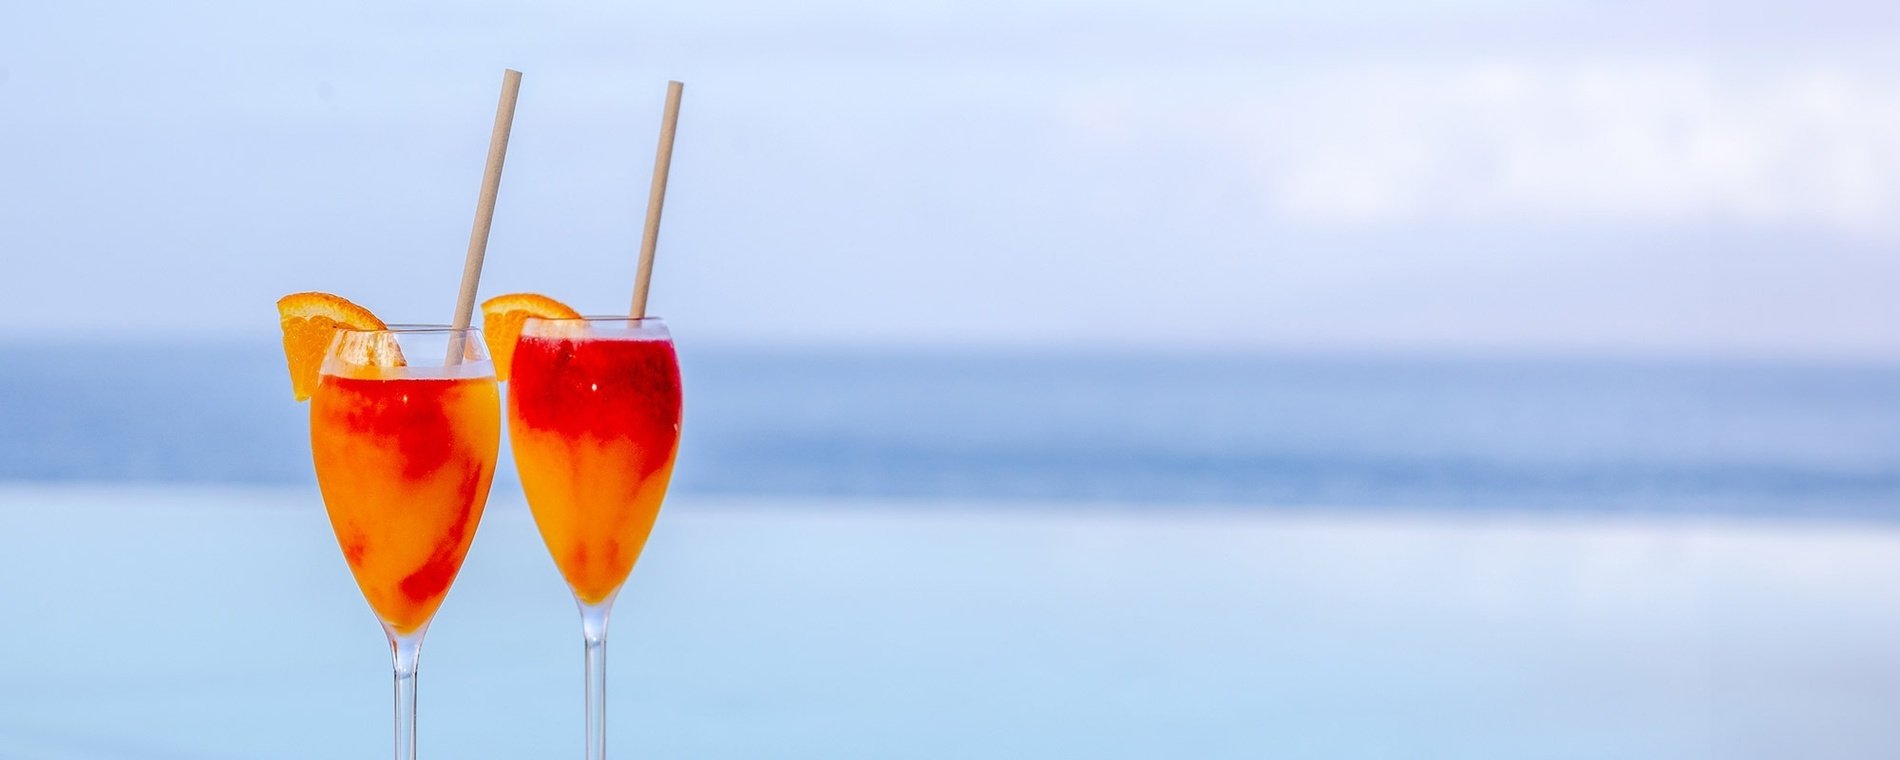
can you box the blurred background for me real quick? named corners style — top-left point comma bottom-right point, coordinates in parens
top-left (4, 1), bottom-right (1900, 758)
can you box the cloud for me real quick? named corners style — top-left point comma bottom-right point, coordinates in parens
top-left (1064, 61), bottom-right (1900, 235)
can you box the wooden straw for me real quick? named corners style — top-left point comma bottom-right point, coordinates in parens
top-left (448, 68), bottom-right (524, 364)
top-left (631, 80), bottom-right (685, 319)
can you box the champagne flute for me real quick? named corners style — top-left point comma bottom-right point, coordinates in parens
top-left (505, 316), bottom-right (682, 759)
top-left (309, 326), bottom-right (501, 760)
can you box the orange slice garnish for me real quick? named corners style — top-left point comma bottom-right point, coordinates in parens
top-left (481, 293), bottom-right (582, 381)
top-left (276, 292), bottom-right (390, 401)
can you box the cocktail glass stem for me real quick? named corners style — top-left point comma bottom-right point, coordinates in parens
top-left (580, 597), bottom-right (615, 760)
top-left (389, 629), bottom-right (426, 760)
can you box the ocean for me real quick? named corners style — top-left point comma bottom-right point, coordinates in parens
top-left (4, 341), bottom-right (1897, 518)
top-left (6, 343), bottom-right (1900, 758)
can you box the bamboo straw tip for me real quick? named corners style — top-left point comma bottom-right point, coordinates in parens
top-left (631, 81), bottom-right (687, 318)
top-left (447, 70), bottom-right (524, 344)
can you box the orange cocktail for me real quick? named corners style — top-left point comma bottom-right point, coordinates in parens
top-left (311, 365), bottom-right (500, 633)
top-left (507, 320), bottom-right (682, 604)
top-left (282, 294), bottom-right (504, 760)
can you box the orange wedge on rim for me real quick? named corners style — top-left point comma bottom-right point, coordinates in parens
top-left (481, 293), bottom-right (582, 381)
top-left (276, 292), bottom-right (390, 401)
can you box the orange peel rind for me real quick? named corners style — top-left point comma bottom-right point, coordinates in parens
top-left (276, 292), bottom-right (393, 401)
top-left (480, 293), bottom-right (582, 381)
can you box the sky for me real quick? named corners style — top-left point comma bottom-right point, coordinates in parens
top-left (2, 0), bottom-right (1899, 359)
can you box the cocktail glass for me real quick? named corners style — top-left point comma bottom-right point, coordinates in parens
top-left (505, 316), bottom-right (683, 759)
top-left (309, 326), bottom-right (501, 760)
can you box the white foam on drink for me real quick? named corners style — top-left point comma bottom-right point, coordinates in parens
top-left (320, 359), bottom-right (496, 381)
top-left (521, 318), bottom-right (672, 343)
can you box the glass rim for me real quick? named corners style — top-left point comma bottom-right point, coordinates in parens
top-left (338, 323), bottom-right (482, 334)
top-left (522, 315), bottom-right (668, 323)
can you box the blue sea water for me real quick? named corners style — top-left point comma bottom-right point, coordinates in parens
top-left (6, 344), bottom-right (1900, 758)
top-left (1, 341), bottom-right (1896, 517)
top-left (9, 487), bottom-right (1899, 759)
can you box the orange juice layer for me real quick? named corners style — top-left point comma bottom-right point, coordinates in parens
top-left (508, 335), bottom-right (682, 604)
top-left (310, 374), bottom-right (500, 634)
